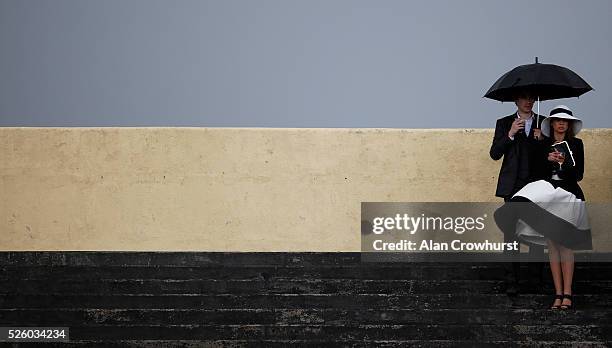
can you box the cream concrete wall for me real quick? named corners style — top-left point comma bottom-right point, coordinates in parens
top-left (1, 128), bottom-right (611, 251)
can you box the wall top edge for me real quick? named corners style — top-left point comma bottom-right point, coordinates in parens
top-left (1, 127), bottom-right (611, 132)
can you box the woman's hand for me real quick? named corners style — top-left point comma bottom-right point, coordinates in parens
top-left (558, 152), bottom-right (565, 164)
top-left (548, 151), bottom-right (563, 163)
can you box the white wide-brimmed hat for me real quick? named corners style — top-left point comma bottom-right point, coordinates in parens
top-left (541, 105), bottom-right (583, 137)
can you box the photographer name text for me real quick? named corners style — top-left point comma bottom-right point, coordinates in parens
top-left (372, 239), bottom-right (519, 251)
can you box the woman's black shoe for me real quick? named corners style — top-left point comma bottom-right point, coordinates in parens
top-left (550, 294), bottom-right (563, 310)
top-left (560, 294), bottom-right (573, 310)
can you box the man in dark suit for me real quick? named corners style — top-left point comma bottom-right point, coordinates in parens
top-left (490, 91), bottom-right (547, 296)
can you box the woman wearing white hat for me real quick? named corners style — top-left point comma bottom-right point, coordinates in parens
top-left (540, 105), bottom-right (587, 310)
top-left (499, 105), bottom-right (591, 310)
top-left (540, 105), bottom-right (585, 200)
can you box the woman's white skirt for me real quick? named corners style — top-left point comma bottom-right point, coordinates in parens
top-left (511, 180), bottom-right (591, 249)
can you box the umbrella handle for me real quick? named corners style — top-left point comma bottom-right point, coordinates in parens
top-left (536, 97), bottom-right (540, 128)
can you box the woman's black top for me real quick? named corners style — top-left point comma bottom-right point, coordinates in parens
top-left (542, 137), bottom-right (585, 200)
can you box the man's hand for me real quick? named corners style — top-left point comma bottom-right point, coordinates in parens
top-left (508, 118), bottom-right (525, 138)
top-left (533, 128), bottom-right (543, 140)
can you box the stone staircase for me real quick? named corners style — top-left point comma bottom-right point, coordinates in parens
top-left (1, 252), bottom-right (611, 347)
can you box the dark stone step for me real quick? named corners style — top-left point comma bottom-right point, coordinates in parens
top-left (1, 308), bottom-right (611, 326)
top-left (1, 279), bottom-right (611, 295)
top-left (29, 324), bottom-right (612, 341)
top-left (2, 294), bottom-right (612, 310)
top-left (31, 340), bottom-right (612, 348)
top-left (0, 252), bottom-right (362, 267)
top-left (1, 252), bottom-right (611, 267)
top-left (2, 252), bottom-right (610, 345)
top-left (2, 265), bottom-right (611, 281)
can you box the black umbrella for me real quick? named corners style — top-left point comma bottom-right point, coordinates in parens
top-left (484, 58), bottom-right (593, 125)
top-left (485, 60), bottom-right (592, 101)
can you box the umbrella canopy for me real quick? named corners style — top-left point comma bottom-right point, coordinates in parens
top-left (484, 60), bottom-right (593, 102)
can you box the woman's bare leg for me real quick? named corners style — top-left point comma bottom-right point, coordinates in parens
top-left (547, 239), bottom-right (563, 308)
top-left (559, 244), bottom-right (575, 307)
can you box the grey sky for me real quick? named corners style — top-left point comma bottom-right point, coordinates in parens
top-left (0, 0), bottom-right (610, 128)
